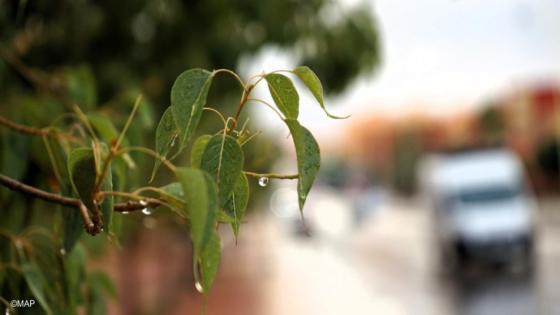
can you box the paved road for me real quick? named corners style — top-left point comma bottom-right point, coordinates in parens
top-left (170, 197), bottom-right (560, 315)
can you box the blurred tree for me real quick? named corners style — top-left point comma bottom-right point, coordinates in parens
top-left (478, 104), bottom-right (505, 144)
top-left (0, 0), bottom-right (380, 105)
top-left (536, 139), bottom-right (560, 179)
top-left (0, 1), bottom-right (380, 313)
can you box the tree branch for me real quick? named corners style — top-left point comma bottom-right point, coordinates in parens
top-left (0, 116), bottom-right (49, 136)
top-left (0, 174), bottom-right (163, 234)
top-left (113, 200), bottom-right (162, 213)
top-left (243, 171), bottom-right (298, 179)
top-left (0, 115), bottom-right (80, 143)
top-left (0, 174), bottom-right (97, 234)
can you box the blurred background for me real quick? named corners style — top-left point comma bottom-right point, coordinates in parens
top-left (1, 0), bottom-right (560, 314)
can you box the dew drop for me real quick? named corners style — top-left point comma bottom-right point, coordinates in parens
top-left (142, 208), bottom-right (153, 215)
top-left (195, 281), bottom-right (204, 293)
top-left (258, 177), bottom-right (269, 187)
top-left (60, 248), bottom-right (66, 256)
top-left (170, 136), bottom-right (177, 147)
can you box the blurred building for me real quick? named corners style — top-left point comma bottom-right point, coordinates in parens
top-left (342, 82), bottom-right (560, 195)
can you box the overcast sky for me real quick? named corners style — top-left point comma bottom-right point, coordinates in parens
top-left (242, 0), bottom-right (560, 138)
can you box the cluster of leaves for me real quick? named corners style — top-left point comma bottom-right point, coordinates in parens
top-left (152, 66), bottom-right (337, 294)
top-left (0, 66), bottom-right (340, 313)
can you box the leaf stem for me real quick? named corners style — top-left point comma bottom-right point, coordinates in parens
top-left (246, 98), bottom-right (284, 120)
top-left (213, 69), bottom-right (245, 89)
top-left (243, 171), bottom-right (298, 179)
top-left (231, 83), bottom-right (254, 131)
top-left (115, 95), bottom-right (142, 150)
top-left (203, 107), bottom-right (227, 127)
top-left (116, 146), bottom-right (177, 172)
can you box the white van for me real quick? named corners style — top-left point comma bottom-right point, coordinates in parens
top-left (419, 148), bottom-right (537, 271)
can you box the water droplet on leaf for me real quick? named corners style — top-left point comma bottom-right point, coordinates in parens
top-left (170, 136), bottom-right (176, 147)
top-left (195, 281), bottom-right (204, 293)
top-left (142, 208), bottom-right (153, 215)
top-left (258, 177), bottom-right (269, 187)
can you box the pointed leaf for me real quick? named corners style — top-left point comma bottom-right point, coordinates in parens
top-left (223, 173), bottom-right (249, 237)
top-left (67, 148), bottom-right (96, 210)
top-left (21, 263), bottom-right (53, 315)
top-left (265, 73), bottom-right (299, 119)
top-left (152, 107), bottom-right (179, 179)
top-left (175, 167), bottom-right (218, 255)
top-left (65, 66), bottom-right (97, 109)
top-left (190, 134), bottom-right (212, 168)
top-left (200, 134), bottom-right (244, 204)
top-left (293, 66), bottom-right (348, 119)
top-left (101, 164), bottom-right (113, 233)
top-left (171, 69), bottom-right (214, 148)
top-left (42, 133), bottom-right (68, 183)
top-left (64, 243), bottom-right (86, 310)
top-left (158, 182), bottom-right (186, 214)
top-left (67, 148), bottom-right (113, 233)
top-left (200, 230), bottom-right (221, 294)
top-left (285, 119), bottom-right (321, 211)
top-left (160, 182), bottom-right (183, 199)
top-left (62, 182), bottom-right (83, 252)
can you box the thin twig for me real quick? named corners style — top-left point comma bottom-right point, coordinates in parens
top-left (231, 84), bottom-right (255, 131)
top-left (243, 171), bottom-right (299, 179)
top-left (213, 69), bottom-right (245, 89)
top-left (113, 200), bottom-right (162, 213)
top-left (0, 116), bottom-right (48, 136)
top-left (246, 98), bottom-right (284, 120)
top-left (0, 174), bottom-right (97, 234)
top-left (116, 146), bottom-right (177, 172)
top-left (0, 115), bottom-right (80, 143)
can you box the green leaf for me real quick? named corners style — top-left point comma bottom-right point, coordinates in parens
top-left (293, 66), bottom-right (348, 119)
top-left (67, 148), bottom-right (96, 210)
top-left (62, 182), bottom-right (83, 252)
top-left (85, 272), bottom-right (116, 315)
top-left (200, 134), bottom-right (244, 204)
top-left (65, 66), bottom-right (97, 109)
top-left (152, 107), bottom-right (179, 180)
top-left (190, 134), bottom-right (212, 168)
top-left (265, 73), bottom-right (299, 119)
top-left (64, 243), bottom-right (86, 310)
top-left (223, 173), bottom-right (249, 237)
top-left (200, 230), bottom-right (221, 294)
top-left (285, 119), bottom-right (320, 212)
top-left (87, 113), bottom-right (119, 142)
top-left (100, 164), bottom-right (113, 233)
top-left (171, 69), bottom-right (214, 149)
top-left (158, 182), bottom-right (186, 215)
top-left (1, 127), bottom-right (30, 180)
top-left (175, 167), bottom-right (218, 255)
top-left (42, 133), bottom-right (68, 183)
top-left (160, 182), bottom-right (183, 199)
top-left (67, 148), bottom-right (113, 233)
top-left (21, 263), bottom-right (53, 315)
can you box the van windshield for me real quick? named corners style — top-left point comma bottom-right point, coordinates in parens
top-left (454, 186), bottom-right (520, 204)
